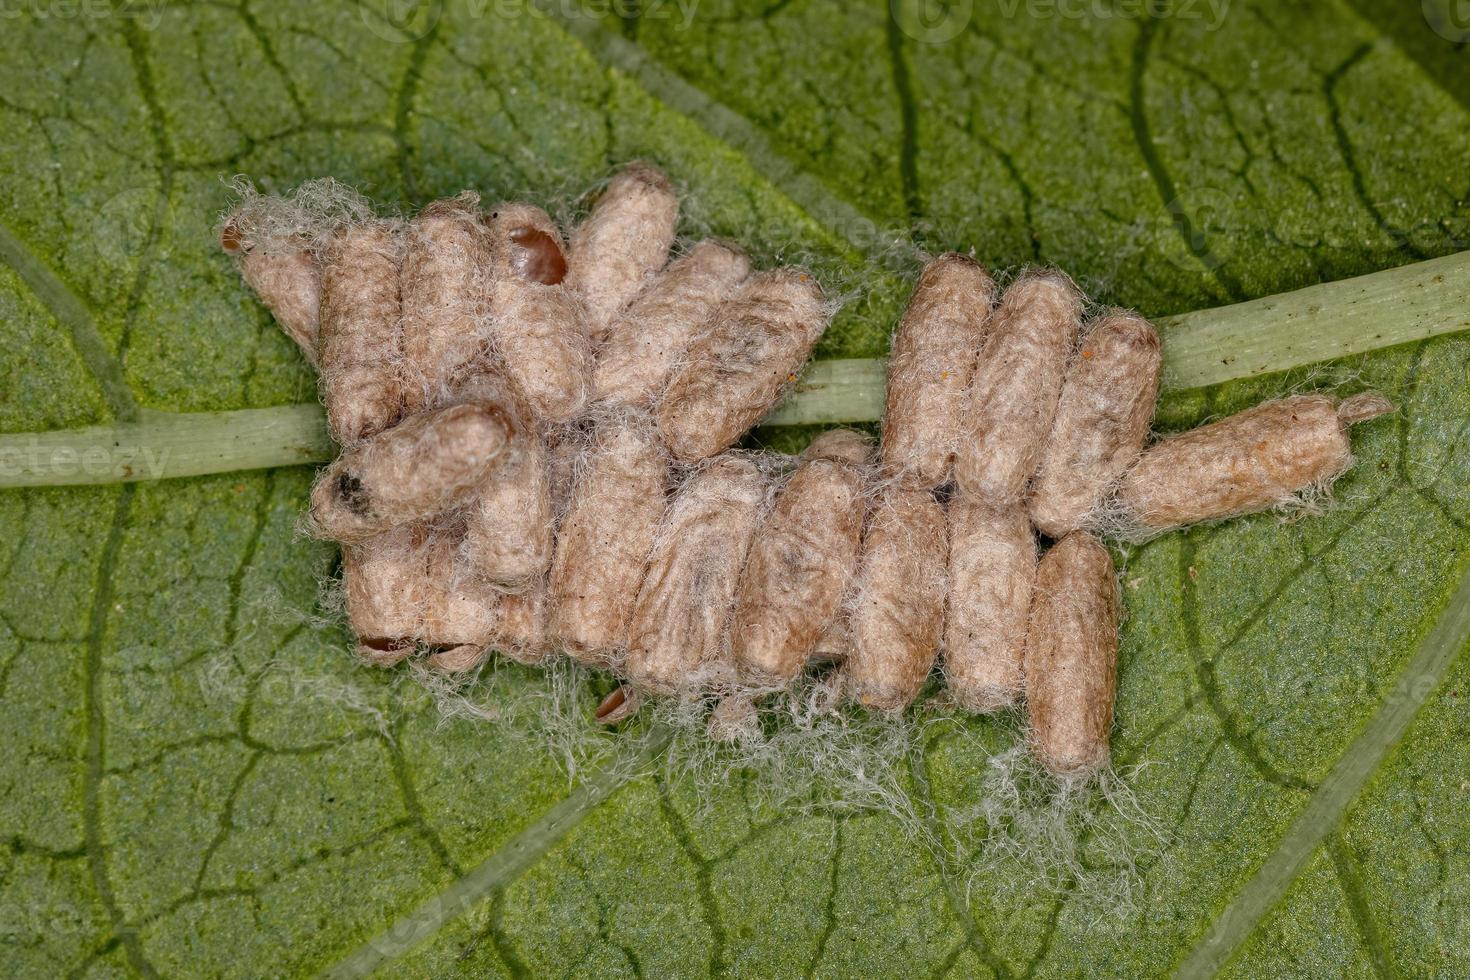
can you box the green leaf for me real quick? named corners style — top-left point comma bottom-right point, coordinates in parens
top-left (2, 1), bottom-right (1468, 977)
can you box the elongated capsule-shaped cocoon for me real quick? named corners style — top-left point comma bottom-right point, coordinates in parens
top-left (343, 527), bottom-right (423, 666)
top-left (1114, 391), bottom-right (1393, 534)
top-left (319, 220), bottom-right (405, 444)
top-left (1025, 530), bottom-right (1118, 777)
top-left (657, 269), bottom-right (831, 462)
top-left (310, 402), bottom-right (513, 542)
top-left (955, 269), bottom-right (1083, 504)
top-left (844, 485), bottom-right (948, 710)
top-left (400, 195), bottom-right (492, 413)
top-left (568, 161), bottom-right (679, 341)
top-left (419, 530), bottom-right (502, 666)
top-left (624, 456), bottom-right (768, 695)
top-left (484, 204), bottom-right (591, 422)
top-left (730, 429), bottom-right (872, 686)
top-left (447, 372), bottom-right (554, 590)
top-left (489, 586), bottom-right (555, 666)
top-left (549, 415), bottom-right (668, 664)
top-left (592, 241), bottom-right (751, 407)
top-left (881, 254), bottom-right (996, 487)
top-left (943, 501), bottom-right (1036, 712)
top-left (344, 524), bottom-right (499, 666)
top-left (461, 427), bottom-right (553, 589)
top-left (220, 221), bottom-right (321, 365)
top-left (1029, 311), bottom-right (1161, 537)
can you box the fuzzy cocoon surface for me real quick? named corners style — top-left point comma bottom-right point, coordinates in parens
top-left (224, 165), bottom-right (1394, 795)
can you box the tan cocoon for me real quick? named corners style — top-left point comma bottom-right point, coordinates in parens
top-left (1025, 530), bottom-right (1118, 777)
top-left (224, 231), bottom-right (321, 365)
top-left (550, 415), bottom-right (669, 664)
top-left (845, 485), bottom-right (947, 711)
top-left (729, 429), bottom-right (872, 686)
top-left (343, 524), bottom-right (499, 666)
top-left (567, 160), bottom-right (679, 342)
top-left (310, 402), bottom-right (513, 543)
top-left (319, 220), bottom-right (405, 444)
top-left (461, 425), bottom-right (554, 589)
top-left (1029, 311), bottom-right (1161, 537)
top-left (657, 269), bottom-right (830, 462)
top-left (1114, 391), bottom-right (1392, 533)
top-left (881, 254), bottom-right (996, 487)
top-left (400, 195), bottom-right (492, 413)
top-left (484, 204), bottom-right (591, 422)
top-left (955, 269), bottom-right (1083, 504)
top-left (943, 501), bottom-right (1036, 712)
top-left (592, 240), bottom-right (751, 408)
top-left (624, 456), bottom-right (768, 695)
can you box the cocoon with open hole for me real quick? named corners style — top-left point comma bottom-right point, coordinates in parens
top-left (309, 402), bottom-right (514, 543)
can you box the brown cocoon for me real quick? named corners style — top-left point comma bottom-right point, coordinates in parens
top-left (319, 220), bottom-right (405, 444)
top-left (1029, 310), bottom-right (1161, 537)
top-left (943, 501), bottom-right (1036, 712)
top-left (881, 254), bottom-right (997, 487)
top-left (804, 427), bottom-right (878, 467)
top-left (420, 531), bottom-right (502, 660)
top-left (1114, 391), bottom-right (1393, 533)
top-left (221, 222), bottom-right (321, 365)
top-left (343, 524), bottom-right (499, 666)
top-left (461, 425), bottom-right (554, 589)
top-left (1025, 530), bottom-right (1118, 777)
top-left (484, 204), bottom-right (591, 422)
top-left (955, 269), bottom-right (1083, 504)
top-left (310, 402), bottom-right (513, 543)
top-left (624, 456), bottom-right (768, 695)
top-left (591, 240), bottom-right (751, 407)
top-left (489, 586), bottom-right (555, 666)
top-left (549, 415), bottom-right (668, 664)
top-left (343, 528), bottom-right (421, 666)
top-left (400, 195), bottom-right (492, 413)
top-left (844, 485), bottom-right (947, 711)
top-left (567, 161), bottom-right (679, 341)
top-left (657, 269), bottom-right (831, 462)
top-left (729, 430), bottom-right (871, 686)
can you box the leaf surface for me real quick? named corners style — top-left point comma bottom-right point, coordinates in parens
top-left (2, 1), bottom-right (1469, 976)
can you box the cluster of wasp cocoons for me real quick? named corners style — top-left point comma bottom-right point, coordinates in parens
top-left (223, 163), bottom-right (1392, 778)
